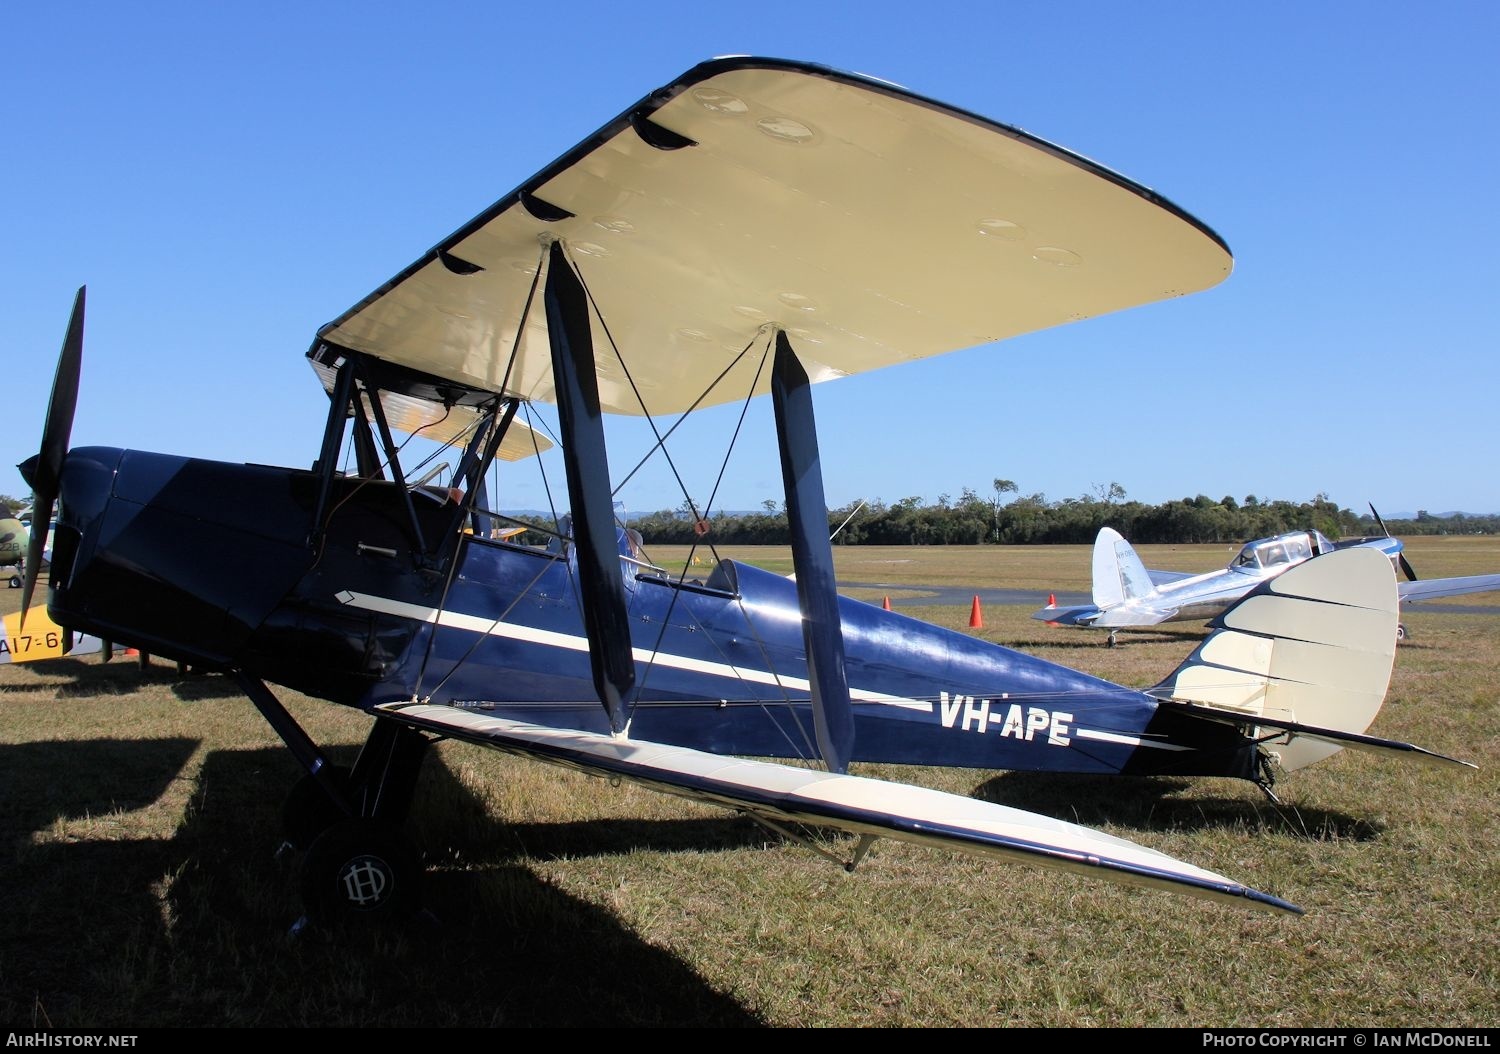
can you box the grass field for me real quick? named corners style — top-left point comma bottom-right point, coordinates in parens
top-left (1, 538), bottom-right (1496, 1027)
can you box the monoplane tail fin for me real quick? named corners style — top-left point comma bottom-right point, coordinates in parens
top-left (1092, 527), bottom-right (1155, 609)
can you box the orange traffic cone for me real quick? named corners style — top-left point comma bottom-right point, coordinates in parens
top-left (1047, 593), bottom-right (1056, 607)
top-left (882, 596), bottom-right (892, 611)
top-left (969, 595), bottom-right (984, 629)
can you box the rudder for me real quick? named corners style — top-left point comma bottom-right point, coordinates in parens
top-left (1151, 547), bottom-right (1398, 771)
top-left (1091, 527), bottom-right (1155, 609)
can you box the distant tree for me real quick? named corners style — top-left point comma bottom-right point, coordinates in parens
top-left (990, 478), bottom-right (1018, 542)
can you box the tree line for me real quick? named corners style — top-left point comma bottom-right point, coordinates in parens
top-left (5, 490), bottom-right (1493, 547)
top-left (619, 484), bottom-right (1500, 546)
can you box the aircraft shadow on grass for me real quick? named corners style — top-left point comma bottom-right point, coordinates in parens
top-left (0, 740), bottom-right (763, 1027)
top-left (973, 771), bottom-right (1383, 843)
top-left (15, 656), bottom-right (249, 702)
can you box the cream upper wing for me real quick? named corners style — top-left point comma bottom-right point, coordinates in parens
top-left (316, 58), bottom-right (1231, 415)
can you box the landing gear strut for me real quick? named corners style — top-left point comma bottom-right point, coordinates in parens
top-left (1253, 750), bottom-right (1282, 804)
top-left (235, 673), bottom-right (432, 929)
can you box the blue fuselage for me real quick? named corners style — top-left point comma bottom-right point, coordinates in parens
top-left (48, 448), bottom-right (1253, 781)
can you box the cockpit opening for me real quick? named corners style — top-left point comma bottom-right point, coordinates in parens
top-left (1232, 530), bottom-right (1334, 570)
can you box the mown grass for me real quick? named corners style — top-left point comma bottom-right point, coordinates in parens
top-left (0, 538), bottom-right (1496, 1027)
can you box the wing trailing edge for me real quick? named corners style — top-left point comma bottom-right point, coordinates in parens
top-left (375, 701), bottom-right (1299, 915)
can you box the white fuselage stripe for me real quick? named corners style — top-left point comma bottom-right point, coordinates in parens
top-left (1074, 728), bottom-right (1191, 751)
top-left (336, 590), bottom-right (934, 712)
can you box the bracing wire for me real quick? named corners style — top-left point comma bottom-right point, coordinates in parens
top-left (411, 240), bottom-right (549, 699)
top-left (683, 329), bottom-right (775, 573)
top-left (552, 245), bottom-right (816, 756)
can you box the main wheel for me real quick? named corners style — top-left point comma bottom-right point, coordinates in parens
top-left (299, 819), bottom-right (421, 928)
top-left (281, 765), bottom-right (352, 852)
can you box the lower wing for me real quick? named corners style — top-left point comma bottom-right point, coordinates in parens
top-left (376, 701), bottom-right (1299, 915)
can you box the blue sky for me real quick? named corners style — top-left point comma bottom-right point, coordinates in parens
top-left (4, 2), bottom-right (1498, 519)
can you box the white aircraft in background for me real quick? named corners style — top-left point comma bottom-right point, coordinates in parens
top-left (1036, 521), bottom-right (1500, 645)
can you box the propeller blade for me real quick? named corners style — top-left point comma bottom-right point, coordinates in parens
top-left (17, 286), bottom-right (86, 632)
top-left (16, 497), bottom-right (50, 631)
top-left (1368, 504), bottom-right (1419, 581)
top-left (1399, 553), bottom-right (1419, 582)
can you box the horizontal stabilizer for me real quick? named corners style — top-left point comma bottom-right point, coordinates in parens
top-left (1151, 698), bottom-right (1475, 770)
top-left (1092, 605), bottom-right (1179, 628)
top-left (1028, 603), bottom-right (1178, 627)
top-left (376, 702), bottom-right (1299, 914)
top-left (1146, 569), bottom-right (1197, 587)
top-left (1030, 604), bottom-right (1101, 626)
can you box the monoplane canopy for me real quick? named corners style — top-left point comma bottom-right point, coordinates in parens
top-left (315, 57), bottom-right (1231, 416)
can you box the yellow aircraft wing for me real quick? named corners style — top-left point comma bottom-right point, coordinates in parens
top-left (1, 605), bottom-right (101, 664)
top-left (315, 57), bottom-right (1231, 415)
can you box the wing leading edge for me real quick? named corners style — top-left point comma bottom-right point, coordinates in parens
top-left (376, 702), bottom-right (1299, 915)
top-left (317, 57), bottom-right (1232, 415)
